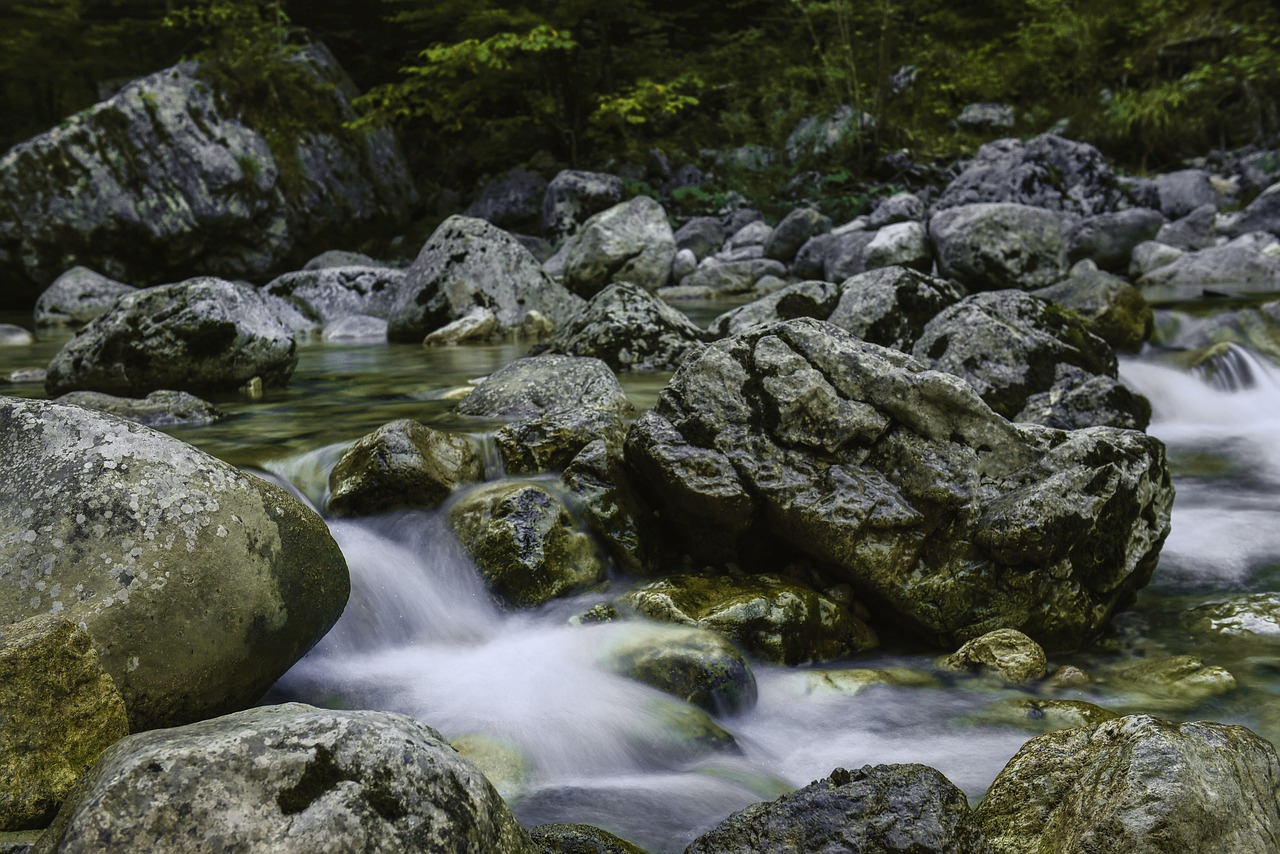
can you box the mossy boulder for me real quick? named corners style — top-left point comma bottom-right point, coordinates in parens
top-left (0, 398), bottom-right (350, 730)
top-left (561, 440), bottom-right (662, 577)
top-left (326, 419), bottom-right (483, 517)
top-left (528, 823), bottom-right (648, 854)
top-left (974, 698), bottom-right (1119, 734)
top-left (448, 482), bottom-right (604, 609)
top-left (0, 616), bottom-right (129, 831)
top-left (940, 628), bottom-right (1048, 684)
top-left (1032, 262), bottom-right (1154, 353)
top-left (618, 574), bottom-right (877, 665)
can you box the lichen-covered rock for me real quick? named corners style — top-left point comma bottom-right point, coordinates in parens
top-left (913, 290), bottom-right (1149, 429)
top-left (33, 703), bottom-right (535, 854)
top-left (1101, 655), bottom-right (1237, 712)
top-left (673, 217), bottom-right (725, 261)
top-left (791, 232), bottom-right (838, 280)
top-left (975, 715), bottom-right (1280, 854)
top-left (686, 764), bottom-right (993, 854)
top-left (1032, 262), bottom-right (1154, 352)
top-left (387, 217), bottom-right (582, 343)
top-left (1065, 208), bottom-right (1165, 274)
top-left (0, 398), bottom-right (350, 730)
top-left (545, 282), bottom-right (707, 372)
top-left (448, 482), bottom-right (604, 609)
top-left (528, 823), bottom-right (647, 854)
top-left (562, 440), bottom-right (661, 577)
top-left (940, 628), bottom-right (1047, 684)
top-left (1154, 169), bottom-right (1218, 219)
top-left (563, 197), bottom-right (676, 297)
top-left (44, 278), bottom-right (298, 397)
top-left (929, 203), bottom-right (1068, 291)
top-left (326, 419), bottom-right (483, 517)
top-left (457, 354), bottom-right (630, 474)
top-left (934, 134), bottom-right (1127, 215)
top-left (56, 389), bottom-right (225, 427)
top-left (0, 616), bottom-right (129, 831)
top-left (0, 47), bottom-right (416, 309)
top-left (826, 267), bottom-right (963, 350)
top-left (867, 191), bottom-right (925, 228)
top-left (709, 280), bottom-right (842, 338)
top-left (623, 319), bottom-right (1173, 650)
top-left (974, 698), bottom-right (1118, 734)
top-left (597, 622), bottom-right (757, 716)
top-left (1137, 232), bottom-right (1280, 299)
top-left (764, 207), bottom-right (832, 263)
top-left (264, 265), bottom-right (404, 323)
top-left (33, 267), bottom-right (135, 327)
top-left (863, 221), bottom-right (932, 273)
top-left (542, 170), bottom-right (624, 239)
top-left (823, 230), bottom-right (877, 282)
top-left (619, 574), bottom-right (877, 665)
top-left (464, 168), bottom-right (548, 232)
top-left (1156, 203), bottom-right (1218, 251)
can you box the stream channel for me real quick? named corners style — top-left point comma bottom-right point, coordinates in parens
top-left (3, 296), bottom-right (1279, 852)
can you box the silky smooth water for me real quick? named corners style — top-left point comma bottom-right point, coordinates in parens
top-left (4, 308), bottom-right (1280, 852)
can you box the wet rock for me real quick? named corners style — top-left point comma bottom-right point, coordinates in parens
top-left (1032, 262), bottom-right (1153, 352)
top-left (1185, 593), bottom-right (1280, 642)
top-left (934, 133), bottom-right (1126, 215)
top-left (619, 574), bottom-right (877, 665)
top-left (1065, 208), bottom-right (1165, 273)
top-left (326, 419), bottom-right (483, 517)
top-left (301, 249), bottom-right (387, 271)
top-left (322, 314), bottom-right (388, 343)
top-left (1155, 203), bottom-right (1217, 251)
top-left (0, 398), bottom-right (350, 730)
top-left (1101, 655), bottom-right (1237, 712)
top-left (1155, 169), bottom-right (1218, 219)
top-left (826, 267), bottom-right (963, 350)
top-left (563, 197), bottom-right (675, 297)
top-left (975, 715), bottom-right (1280, 853)
top-left (458, 354), bottom-right (629, 474)
top-left (598, 622), bottom-right (757, 716)
top-left (866, 191), bottom-right (925, 228)
top-left (1223, 179), bottom-right (1280, 238)
top-left (686, 764), bottom-right (992, 854)
top-left (973, 698), bottom-right (1118, 734)
top-left (764, 207), bottom-right (831, 263)
top-left (709, 280), bottom-right (842, 339)
top-left (529, 823), bottom-right (647, 854)
top-left (624, 318), bottom-right (1173, 650)
top-left (673, 217), bottom-right (725, 261)
top-left (546, 282), bottom-right (707, 372)
top-left (1151, 301), bottom-right (1280, 364)
top-left (1014, 366), bottom-right (1152, 432)
top-left (34, 703), bottom-right (535, 854)
top-left (940, 628), bottom-right (1047, 684)
top-left (263, 265), bottom-right (404, 322)
top-left (33, 267), bottom-right (135, 327)
top-left (929, 203), bottom-right (1068, 291)
top-left (1137, 232), bottom-right (1280, 298)
top-left (562, 439), bottom-right (662, 577)
top-left (0, 326), bottom-right (33, 346)
top-left (449, 482), bottom-right (605, 609)
top-left (450, 734), bottom-right (532, 802)
top-left (45, 277), bottom-right (297, 397)
top-left (823, 230), bottom-right (877, 282)
top-left (55, 389), bottom-right (225, 427)
top-left (387, 216), bottom-right (582, 343)
top-left (465, 168), bottom-right (548, 232)
top-left (0, 616), bottom-right (129, 831)
top-left (543, 170), bottom-right (624, 239)
top-left (804, 667), bottom-right (941, 695)
top-left (0, 47), bottom-right (416, 308)
top-left (863, 221), bottom-right (932, 273)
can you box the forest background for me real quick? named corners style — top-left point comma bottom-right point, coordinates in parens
top-left (3, 0), bottom-right (1278, 216)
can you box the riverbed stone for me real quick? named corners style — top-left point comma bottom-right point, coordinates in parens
top-left (1137, 232), bottom-right (1280, 298)
top-left (1184, 593), bottom-right (1280, 642)
top-left (804, 667), bottom-right (941, 695)
top-left (464, 168), bottom-right (548, 232)
top-left (709, 280), bottom-right (841, 338)
top-left (0, 326), bottom-right (33, 346)
top-left (1223, 179), bottom-right (1280, 238)
top-left (929, 203), bottom-right (1068, 291)
top-left (1155, 169), bottom-right (1218, 219)
top-left (974, 698), bottom-right (1118, 734)
top-left (1129, 240), bottom-right (1186, 278)
top-left (545, 282), bottom-right (707, 372)
top-left (44, 277), bottom-right (298, 397)
top-left (867, 191), bottom-right (925, 228)
top-left (826, 266), bottom-right (963, 350)
top-left (543, 170), bottom-right (625, 239)
top-left (0, 616), bottom-right (129, 832)
top-left (55, 389), bottom-right (225, 427)
top-left (863, 220), bottom-right (932, 273)
top-left (562, 440), bottom-right (661, 577)
top-left (563, 197), bottom-right (676, 298)
top-left (322, 314), bottom-right (388, 343)
top-left (764, 207), bottom-right (831, 263)
top-left (619, 574), bottom-right (877, 665)
top-left (823, 230), bottom-right (877, 282)
top-left (387, 216), bottom-right (582, 343)
top-left (326, 419), bottom-right (483, 517)
top-left (1101, 655), bottom-right (1237, 712)
top-left (33, 703), bottom-right (535, 854)
top-left (673, 217), bottom-right (725, 261)
top-left (1065, 208), bottom-right (1166, 273)
top-left (301, 249), bottom-right (387, 271)
top-left (623, 318), bottom-right (1173, 650)
top-left (264, 265), bottom-right (404, 323)
top-left (449, 482), bottom-right (605, 609)
top-left (686, 764), bottom-right (993, 854)
top-left (1032, 262), bottom-right (1153, 352)
top-left (33, 267), bottom-right (135, 327)
top-left (528, 823), bottom-right (647, 854)
top-left (1151, 301), bottom-right (1280, 364)
top-left (791, 232), bottom-right (837, 280)
top-left (940, 628), bottom-right (1047, 684)
top-left (598, 622), bottom-right (757, 716)
top-left (1156, 202), bottom-right (1218, 251)
top-left (975, 715), bottom-right (1280, 854)
top-left (0, 47), bottom-right (416, 310)
top-left (0, 398), bottom-right (350, 730)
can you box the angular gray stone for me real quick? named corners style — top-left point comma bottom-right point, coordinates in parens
top-left (563, 196), bottom-right (676, 297)
top-left (1224, 179), bottom-right (1280, 238)
top-left (673, 216), bottom-right (725, 261)
top-left (264, 265), bottom-right (405, 322)
top-left (33, 704), bottom-right (534, 854)
top-left (542, 170), bottom-right (624, 238)
top-left (826, 267), bottom-right (964, 351)
top-left (956, 102), bottom-right (1015, 130)
top-left (824, 230), bottom-right (877, 282)
top-left (1156, 203), bottom-right (1217, 251)
top-left (1066, 208), bottom-right (1165, 273)
top-left (561, 439), bottom-right (662, 577)
top-left (764, 207), bottom-right (832, 263)
top-left (33, 267), bottom-right (136, 327)
top-left (929, 203), bottom-right (1068, 291)
top-left (863, 221), bottom-right (932, 273)
top-left (546, 282), bottom-right (707, 372)
top-left (301, 249), bottom-right (387, 271)
top-left (44, 277), bottom-right (298, 397)
top-left (1137, 232), bottom-right (1280, 298)
top-left (0, 398), bottom-right (350, 730)
top-left (866, 192), bottom-right (925, 229)
top-left (1032, 262), bottom-right (1154, 352)
top-left (1155, 169), bottom-right (1218, 219)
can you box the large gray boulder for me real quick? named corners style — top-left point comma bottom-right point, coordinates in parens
top-left (34, 704), bottom-right (535, 854)
top-left (0, 398), bottom-right (350, 730)
top-left (464, 168), bottom-right (548, 232)
top-left (386, 217), bottom-right (582, 343)
top-left (934, 134), bottom-right (1127, 215)
top-left (0, 46), bottom-right (416, 309)
top-left (1223, 179), bottom-right (1280, 237)
top-left (542, 170), bottom-right (624, 239)
top-left (864, 221), bottom-right (933, 273)
top-left (1156, 203), bottom-right (1217, 251)
top-left (913, 290), bottom-right (1149, 429)
top-left (975, 715), bottom-right (1280, 853)
top-left (1066, 208), bottom-right (1165, 273)
top-left (623, 319), bottom-right (1173, 650)
top-left (686, 764), bottom-right (992, 854)
top-left (263, 265), bottom-right (405, 323)
top-left (44, 277), bottom-right (298, 397)
top-left (545, 281), bottom-right (708, 372)
top-left (1154, 169), bottom-right (1218, 219)
top-left (563, 196), bottom-right (676, 297)
top-left (673, 216), bottom-right (725, 260)
top-left (764, 207), bottom-right (832, 263)
top-left (929, 203), bottom-right (1068, 291)
top-left (1032, 263), bottom-right (1153, 353)
top-left (1137, 232), bottom-right (1280, 298)
top-left (33, 267), bottom-right (135, 327)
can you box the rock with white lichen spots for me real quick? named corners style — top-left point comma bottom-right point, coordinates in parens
top-left (0, 397), bottom-right (349, 731)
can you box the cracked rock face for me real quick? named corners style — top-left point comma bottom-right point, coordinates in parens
top-left (0, 398), bottom-right (349, 730)
top-left (624, 318), bottom-right (1173, 650)
top-left (36, 703), bottom-right (535, 854)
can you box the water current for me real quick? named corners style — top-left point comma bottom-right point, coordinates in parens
top-left (3, 303), bottom-right (1279, 852)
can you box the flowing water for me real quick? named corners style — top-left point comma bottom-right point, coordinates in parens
top-left (4, 302), bottom-right (1280, 852)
